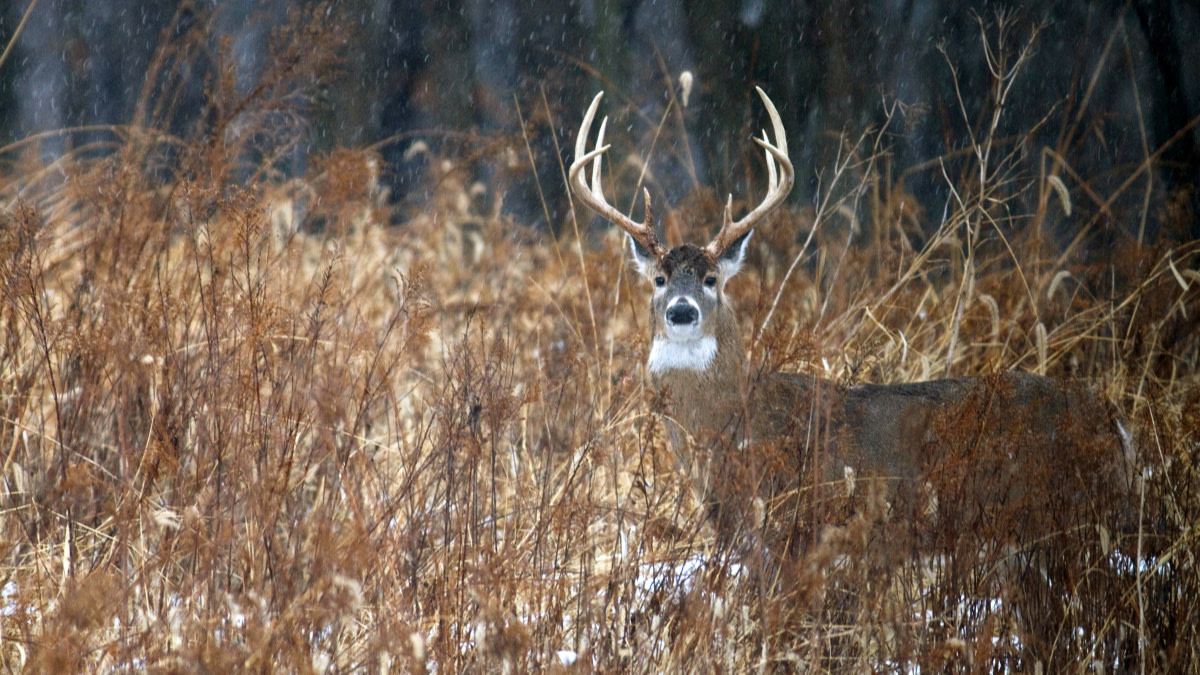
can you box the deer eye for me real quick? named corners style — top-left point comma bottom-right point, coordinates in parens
top-left (704, 275), bottom-right (718, 288)
top-left (654, 276), bottom-right (666, 287)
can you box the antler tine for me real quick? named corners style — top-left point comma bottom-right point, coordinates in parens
top-left (705, 86), bottom-right (795, 257)
top-left (568, 92), bottom-right (665, 259)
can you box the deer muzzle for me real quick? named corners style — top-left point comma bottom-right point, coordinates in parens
top-left (666, 301), bottom-right (698, 326)
top-left (663, 297), bottom-right (703, 341)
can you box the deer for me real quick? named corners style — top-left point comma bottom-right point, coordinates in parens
top-left (568, 88), bottom-right (1138, 560)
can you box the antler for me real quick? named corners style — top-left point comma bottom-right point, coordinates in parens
top-left (569, 92), bottom-right (665, 260)
top-left (704, 87), bottom-right (794, 257)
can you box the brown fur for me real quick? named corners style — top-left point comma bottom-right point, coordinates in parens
top-left (643, 246), bottom-right (1136, 553)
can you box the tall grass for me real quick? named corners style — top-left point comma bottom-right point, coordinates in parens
top-left (1, 7), bottom-right (1197, 673)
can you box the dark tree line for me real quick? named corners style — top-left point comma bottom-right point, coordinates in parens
top-left (2, 0), bottom-right (1197, 238)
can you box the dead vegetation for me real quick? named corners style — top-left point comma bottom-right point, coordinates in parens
top-left (0, 7), bottom-right (1197, 673)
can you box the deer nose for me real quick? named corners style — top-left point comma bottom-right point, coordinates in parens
top-left (665, 302), bottom-right (698, 326)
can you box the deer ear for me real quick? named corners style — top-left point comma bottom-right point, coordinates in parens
top-left (627, 233), bottom-right (659, 280)
top-left (717, 230), bottom-right (753, 280)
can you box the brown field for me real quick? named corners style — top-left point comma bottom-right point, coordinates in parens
top-left (1, 10), bottom-right (1198, 673)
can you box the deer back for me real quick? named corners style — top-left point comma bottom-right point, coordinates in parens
top-left (754, 370), bottom-right (1136, 540)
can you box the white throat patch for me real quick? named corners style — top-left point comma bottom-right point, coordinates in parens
top-left (647, 336), bottom-right (717, 374)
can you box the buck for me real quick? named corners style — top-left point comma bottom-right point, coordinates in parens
top-left (569, 89), bottom-right (1136, 544)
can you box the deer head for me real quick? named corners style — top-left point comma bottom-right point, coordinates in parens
top-left (569, 88), bottom-right (794, 384)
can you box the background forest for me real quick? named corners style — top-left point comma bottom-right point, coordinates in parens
top-left (1, 0), bottom-right (1198, 672)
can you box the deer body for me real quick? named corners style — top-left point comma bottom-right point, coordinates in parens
top-left (570, 89), bottom-right (1134, 539)
top-left (633, 243), bottom-right (1132, 532)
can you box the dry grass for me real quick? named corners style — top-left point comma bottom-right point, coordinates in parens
top-left (1, 8), bottom-right (1198, 674)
